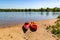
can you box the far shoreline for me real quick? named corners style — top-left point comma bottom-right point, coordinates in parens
top-left (0, 7), bottom-right (60, 12)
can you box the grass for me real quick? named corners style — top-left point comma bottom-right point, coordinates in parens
top-left (46, 16), bottom-right (60, 38)
top-left (51, 22), bottom-right (60, 38)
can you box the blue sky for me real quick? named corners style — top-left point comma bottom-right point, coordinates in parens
top-left (0, 0), bottom-right (60, 9)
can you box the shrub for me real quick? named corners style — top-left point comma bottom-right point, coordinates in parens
top-left (51, 29), bottom-right (60, 35)
top-left (56, 22), bottom-right (60, 27)
top-left (46, 26), bottom-right (51, 30)
top-left (57, 16), bottom-right (60, 19)
top-left (46, 16), bottom-right (60, 38)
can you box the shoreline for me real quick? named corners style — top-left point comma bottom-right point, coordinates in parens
top-left (0, 18), bottom-right (58, 40)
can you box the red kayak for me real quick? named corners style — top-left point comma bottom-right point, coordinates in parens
top-left (29, 22), bottom-right (37, 31)
top-left (23, 22), bottom-right (29, 29)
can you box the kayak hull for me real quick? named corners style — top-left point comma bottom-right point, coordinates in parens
top-left (23, 22), bottom-right (29, 29)
top-left (30, 24), bottom-right (37, 31)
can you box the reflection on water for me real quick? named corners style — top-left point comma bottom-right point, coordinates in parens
top-left (52, 12), bottom-right (60, 15)
top-left (46, 12), bottom-right (49, 16)
top-left (41, 12), bottom-right (43, 16)
top-left (0, 12), bottom-right (60, 27)
top-left (52, 12), bottom-right (56, 15)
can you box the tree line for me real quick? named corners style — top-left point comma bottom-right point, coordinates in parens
top-left (0, 7), bottom-right (60, 12)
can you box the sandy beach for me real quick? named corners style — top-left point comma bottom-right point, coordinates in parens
top-left (0, 19), bottom-right (58, 40)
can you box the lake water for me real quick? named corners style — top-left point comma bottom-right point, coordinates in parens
top-left (0, 12), bottom-right (60, 27)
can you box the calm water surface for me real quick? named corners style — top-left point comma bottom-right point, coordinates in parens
top-left (0, 12), bottom-right (60, 27)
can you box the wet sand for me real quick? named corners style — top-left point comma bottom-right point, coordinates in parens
top-left (0, 19), bottom-right (58, 40)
